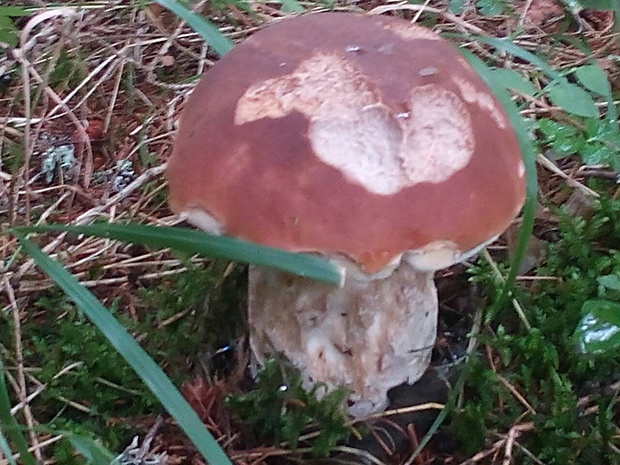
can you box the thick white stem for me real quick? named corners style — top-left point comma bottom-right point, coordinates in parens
top-left (248, 261), bottom-right (437, 417)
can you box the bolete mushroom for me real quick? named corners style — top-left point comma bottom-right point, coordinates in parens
top-left (166, 12), bottom-right (526, 416)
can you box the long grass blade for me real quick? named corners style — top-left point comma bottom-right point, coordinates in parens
top-left (0, 359), bottom-right (38, 465)
top-left (154, 0), bottom-right (233, 56)
top-left (449, 34), bottom-right (564, 82)
top-left (446, 33), bottom-right (599, 117)
top-left (458, 50), bottom-right (538, 308)
top-left (14, 223), bottom-right (343, 285)
top-left (0, 428), bottom-right (18, 465)
top-left (68, 435), bottom-right (115, 465)
top-left (15, 236), bottom-right (233, 465)
top-left (403, 52), bottom-right (540, 463)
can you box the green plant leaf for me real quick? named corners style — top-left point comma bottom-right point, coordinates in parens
top-left (476, 0), bottom-right (508, 15)
top-left (0, 6), bottom-right (30, 16)
top-left (578, 0), bottom-right (617, 9)
top-left (448, 34), bottom-right (604, 115)
top-left (490, 68), bottom-right (537, 95)
top-left (449, 0), bottom-right (466, 13)
top-left (536, 118), bottom-right (585, 157)
top-left (576, 299), bottom-right (620, 354)
top-left (598, 274), bottom-right (620, 291)
top-left (0, 359), bottom-right (38, 465)
top-left (546, 82), bottom-right (599, 118)
top-left (584, 119), bottom-right (620, 169)
top-left (279, 0), bottom-right (305, 12)
top-left (457, 35), bottom-right (563, 81)
top-left (226, 359), bottom-right (350, 456)
top-left (14, 223), bottom-right (343, 285)
top-left (154, 0), bottom-right (233, 56)
top-left (15, 236), bottom-right (233, 465)
top-left (574, 64), bottom-right (612, 96)
top-left (0, 15), bottom-right (18, 47)
top-left (574, 63), bottom-right (618, 123)
top-left (446, 34), bottom-right (603, 119)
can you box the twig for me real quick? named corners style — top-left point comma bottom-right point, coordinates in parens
top-left (9, 163), bottom-right (167, 286)
top-left (482, 249), bottom-right (531, 330)
top-left (2, 275), bottom-right (42, 462)
top-left (497, 375), bottom-right (537, 416)
top-left (368, 2), bottom-right (487, 35)
top-left (502, 423), bottom-right (535, 465)
top-left (0, 434), bottom-right (64, 465)
top-left (537, 154), bottom-right (600, 198)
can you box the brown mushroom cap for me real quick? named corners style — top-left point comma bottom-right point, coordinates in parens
top-left (167, 12), bottom-right (526, 274)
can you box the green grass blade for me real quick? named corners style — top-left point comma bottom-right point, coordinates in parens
top-left (0, 428), bottom-right (18, 465)
top-left (458, 49), bottom-right (538, 307)
top-left (2, 422), bottom-right (121, 464)
top-left (154, 0), bottom-right (233, 56)
top-left (408, 364), bottom-right (470, 462)
top-left (14, 223), bottom-right (343, 285)
top-left (0, 359), bottom-right (38, 465)
top-left (15, 236), bottom-right (233, 465)
top-left (68, 435), bottom-right (115, 465)
top-left (451, 34), bottom-right (564, 81)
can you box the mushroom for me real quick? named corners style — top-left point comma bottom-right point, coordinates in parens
top-left (166, 12), bottom-right (526, 417)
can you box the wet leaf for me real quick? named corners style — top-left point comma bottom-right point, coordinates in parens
top-left (575, 299), bottom-right (620, 354)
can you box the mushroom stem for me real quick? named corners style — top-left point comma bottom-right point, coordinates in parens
top-left (248, 261), bottom-right (438, 417)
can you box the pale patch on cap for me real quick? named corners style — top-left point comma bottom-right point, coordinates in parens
top-left (310, 104), bottom-right (408, 194)
top-left (235, 53), bottom-right (377, 124)
top-left (236, 53), bottom-right (474, 195)
top-left (452, 77), bottom-right (507, 129)
top-left (399, 85), bottom-right (474, 185)
top-left (311, 84), bottom-right (474, 194)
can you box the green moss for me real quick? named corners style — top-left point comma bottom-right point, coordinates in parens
top-left (452, 199), bottom-right (620, 463)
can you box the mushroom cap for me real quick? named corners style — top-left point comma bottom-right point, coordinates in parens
top-left (167, 12), bottom-right (526, 274)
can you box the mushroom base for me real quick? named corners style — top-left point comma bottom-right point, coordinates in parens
top-left (248, 261), bottom-right (438, 417)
